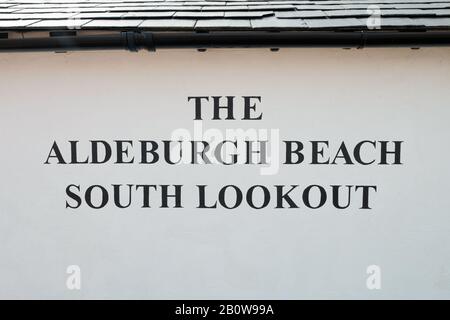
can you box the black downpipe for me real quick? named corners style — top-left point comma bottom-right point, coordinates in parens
top-left (1, 31), bottom-right (450, 52)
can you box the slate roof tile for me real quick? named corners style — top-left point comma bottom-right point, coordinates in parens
top-left (75, 12), bottom-right (127, 18)
top-left (251, 16), bottom-right (308, 29)
top-left (412, 17), bottom-right (450, 26)
top-left (0, 12), bottom-right (79, 20)
top-left (324, 10), bottom-right (370, 17)
top-left (139, 18), bottom-right (195, 29)
top-left (376, 17), bottom-right (425, 27)
top-left (123, 11), bottom-right (175, 18)
top-left (0, 19), bottom-right (39, 27)
top-left (28, 18), bottom-right (92, 28)
top-left (174, 11), bottom-right (224, 18)
top-left (276, 10), bottom-right (326, 18)
top-left (434, 9), bottom-right (450, 15)
top-left (305, 17), bottom-right (366, 28)
top-left (195, 18), bottom-right (251, 29)
top-left (83, 18), bottom-right (143, 27)
top-left (225, 11), bottom-right (273, 18)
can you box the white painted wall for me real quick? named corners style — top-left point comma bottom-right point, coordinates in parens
top-left (0, 48), bottom-right (449, 299)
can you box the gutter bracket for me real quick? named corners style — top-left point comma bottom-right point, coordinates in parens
top-left (141, 32), bottom-right (155, 52)
top-left (358, 31), bottom-right (367, 49)
top-left (122, 31), bottom-right (155, 52)
top-left (123, 31), bottom-right (138, 52)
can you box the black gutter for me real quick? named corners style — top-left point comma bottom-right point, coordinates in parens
top-left (1, 30), bottom-right (450, 52)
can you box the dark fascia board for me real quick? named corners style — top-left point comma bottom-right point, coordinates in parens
top-left (1, 30), bottom-right (450, 52)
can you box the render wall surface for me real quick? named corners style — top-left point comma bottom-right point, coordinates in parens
top-left (0, 48), bottom-right (449, 299)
